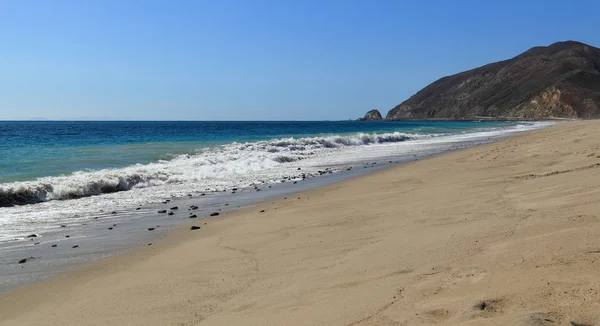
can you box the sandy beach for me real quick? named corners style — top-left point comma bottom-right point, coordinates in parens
top-left (1, 120), bottom-right (600, 325)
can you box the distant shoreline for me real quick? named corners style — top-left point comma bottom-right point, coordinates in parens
top-left (359, 117), bottom-right (578, 122)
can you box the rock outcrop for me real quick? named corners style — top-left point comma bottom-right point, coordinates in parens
top-left (382, 41), bottom-right (600, 120)
top-left (358, 109), bottom-right (383, 121)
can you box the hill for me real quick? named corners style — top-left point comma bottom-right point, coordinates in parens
top-left (383, 41), bottom-right (600, 120)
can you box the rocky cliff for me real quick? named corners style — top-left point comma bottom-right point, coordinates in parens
top-left (383, 41), bottom-right (600, 120)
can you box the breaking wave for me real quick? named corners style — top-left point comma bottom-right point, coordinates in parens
top-left (0, 132), bottom-right (419, 207)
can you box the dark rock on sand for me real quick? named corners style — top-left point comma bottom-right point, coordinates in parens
top-left (136, 207), bottom-right (141, 210)
top-left (170, 206), bottom-right (178, 210)
top-left (189, 214), bottom-right (197, 218)
top-left (158, 210), bottom-right (167, 213)
top-left (168, 212), bottom-right (174, 216)
top-left (18, 258), bottom-right (28, 264)
top-left (72, 245), bottom-right (79, 248)
top-left (108, 227), bottom-right (113, 230)
top-left (26, 234), bottom-right (37, 238)
top-left (260, 210), bottom-right (265, 213)
top-left (210, 212), bottom-right (219, 216)
top-left (190, 226), bottom-right (201, 230)
top-left (65, 235), bottom-right (70, 238)
top-left (147, 228), bottom-right (155, 231)
top-left (474, 301), bottom-right (487, 310)
top-left (51, 244), bottom-right (57, 248)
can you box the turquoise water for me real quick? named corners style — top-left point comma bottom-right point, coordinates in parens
top-left (0, 120), bottom-right (518, 183)
top-left (0, 119), bottom-right (549, 242)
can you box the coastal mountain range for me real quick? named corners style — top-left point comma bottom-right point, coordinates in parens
top-left (362, 41), bottom-right (600, 120)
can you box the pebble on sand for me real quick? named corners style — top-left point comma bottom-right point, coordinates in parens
top-left (189, 215), bottom-right (197, 218)
top-left (148, 228), bottom-right (155, 231)
top-left (72, 245), bottom-right (79, 248)
top-left (210, 212), bottom-right (220, 216)
top-left (158, 210), bottom-right (167, 213)
top-left (168, 212), bottom-right (174, 216)
top-left (190, 226), bottom-right (201, 230)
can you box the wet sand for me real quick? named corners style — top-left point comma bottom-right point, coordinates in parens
top-left (0, 132), bottom-right (500, 294)
top-left (2, 121), bottom-right (600, 325)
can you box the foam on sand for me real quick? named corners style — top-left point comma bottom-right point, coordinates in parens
top-left (0, 122), bottom-right (550, 241)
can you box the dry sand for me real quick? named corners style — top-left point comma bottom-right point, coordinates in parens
top-left (2, 121), bottom-right (600, 325)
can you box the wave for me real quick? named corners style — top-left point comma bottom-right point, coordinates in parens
top-left (0, 131), bottom-right (418, 207)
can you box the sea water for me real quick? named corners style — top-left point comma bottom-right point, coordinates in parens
top-left (0, 120), bottom-right (550, 242)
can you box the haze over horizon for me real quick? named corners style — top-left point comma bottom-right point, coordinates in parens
top-left (1, 0), bottom-right (599, 121)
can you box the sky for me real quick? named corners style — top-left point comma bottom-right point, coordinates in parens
top-left (0, 0), bottom-right (599, 121)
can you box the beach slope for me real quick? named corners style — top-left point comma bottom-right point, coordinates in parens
top-left (1, 121), bottom-right (600, 325)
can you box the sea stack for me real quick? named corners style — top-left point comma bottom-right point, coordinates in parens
top-left (358, 109), bottom-right (383, 121)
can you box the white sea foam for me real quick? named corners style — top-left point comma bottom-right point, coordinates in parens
top-left (0, 122), bottom-right (552, 241)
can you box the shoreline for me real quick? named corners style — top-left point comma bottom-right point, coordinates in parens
top-left (4, 121), bottom-right (598, 325)
top-left (0, 124), bottom-right (541, 294)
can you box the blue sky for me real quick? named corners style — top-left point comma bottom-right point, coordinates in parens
top-left (0, 0), bottom-right (599, 120)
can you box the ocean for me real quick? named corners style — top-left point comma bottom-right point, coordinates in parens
top-left (0, 120), bottom-right (549, 242)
